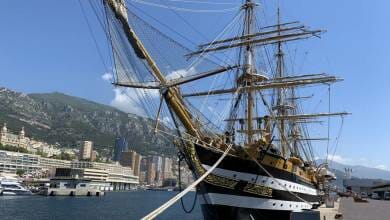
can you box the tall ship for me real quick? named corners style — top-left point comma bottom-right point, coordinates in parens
top-left (94, 0), bottom-right (348, 219)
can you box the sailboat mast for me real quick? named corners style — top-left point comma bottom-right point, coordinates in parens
top-left (243, 0), bottom-right (256, 144)
top-left (275, 7), bottom-right (288, 157)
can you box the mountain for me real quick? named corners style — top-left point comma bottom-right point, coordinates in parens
top-left (317, 159), bottom-right (390, 180)
top-left (0, 87), bottom-right (175, 157)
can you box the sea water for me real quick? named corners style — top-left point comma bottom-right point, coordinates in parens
top-left (0, 191), bottom-right (202, 220)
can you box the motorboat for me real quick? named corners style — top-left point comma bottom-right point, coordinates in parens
top-left (0, 178), bottom-right (32, 196)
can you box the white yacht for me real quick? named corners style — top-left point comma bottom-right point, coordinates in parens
top-left (0, 177), bottom-right (32, 196)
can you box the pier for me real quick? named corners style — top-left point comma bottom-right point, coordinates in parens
top-left (339, 197), bottom-right (390, 220)
top-left (317, 197), bottom-right (390, 220)
top-left (42, 187), bottom-right (104, 197)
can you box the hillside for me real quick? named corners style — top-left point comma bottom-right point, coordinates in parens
top-left (0, 87), bottom-right (175, 157)
top-left (328, 160), bottom-right (390, 180)
top-left (317, 159), bottom-right (390, 180)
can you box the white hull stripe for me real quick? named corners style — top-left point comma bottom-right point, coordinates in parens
top-left (202, 164), bottom-right (319, 196)
top-left (201, 193), bottom-right (314, 211)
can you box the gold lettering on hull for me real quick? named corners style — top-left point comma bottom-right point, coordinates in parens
top-left (185, 143), bottom-right (273, 198)
top-left (243, 183), bottom-right (273, 197)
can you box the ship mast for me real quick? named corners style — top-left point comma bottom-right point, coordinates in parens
top-left (274, 7), bottom-right (288, 156)
top-left (242, 0), bottom-right (256, 144)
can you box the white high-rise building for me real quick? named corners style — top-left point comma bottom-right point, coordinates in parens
top-left (78, 141), bottom-right (93, 160)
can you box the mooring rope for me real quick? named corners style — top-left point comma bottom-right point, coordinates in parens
top-left (178, 153), bottom-right (197, 213)
top-left (141, 143), bottom-right (233, 220)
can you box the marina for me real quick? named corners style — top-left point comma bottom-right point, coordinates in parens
top-left (1, 0), bottom-right (390, 219)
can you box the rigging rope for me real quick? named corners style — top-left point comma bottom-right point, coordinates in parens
top-left (141, 143), bottom-right (233, 220)
top-left (196, 12), bottom-right (243, 113)
top-left (78, 0), bottom-right (110, 73)
top-left (326, 85), bottom-right (331, 163)
top-left (165, 0), bottom-right (237, 5)
top-left (127, 0), bottom-right (240, 13)
top-left (127, 2), bottom-right (234, 66)
top-left (329, 116), bottom-right (345, 167)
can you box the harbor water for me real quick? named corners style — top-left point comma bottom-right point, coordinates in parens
top-left (0, 191), bottom-right (202, 220)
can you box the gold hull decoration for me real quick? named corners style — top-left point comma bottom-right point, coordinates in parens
top-left (185, 142), bottom-right (273, 198)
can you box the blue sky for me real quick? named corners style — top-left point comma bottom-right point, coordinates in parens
top-left (1, 0), bottom-right (390, 170)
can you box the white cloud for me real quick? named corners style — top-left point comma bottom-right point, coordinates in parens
top-left (375, 165), bottom-right (389, 171)
top-left (110, 88), bottom-right (159, 116)
top-left (104, 67), bottom-right (196, 117)
top-left (166, 67), bottom-right (196, 80)
top-left (110, 88), bottom-right (145, 116)
top-left (101, 72), bottom-right (163, 116)
top-left (327, 154), bottom-right (352, 164)
top-left (102, 72), bottom-right (113, 82)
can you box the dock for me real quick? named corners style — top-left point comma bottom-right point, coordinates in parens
top-left (316, 197), bottom-right (390, 220)
top-left (41, 188), bottom-right (104, 196)
top-left (39, 177), bottom-right (104, 197)
top-left (340, 197), bottom-right (390, 220)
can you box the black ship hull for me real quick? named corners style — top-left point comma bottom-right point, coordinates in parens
top-left (183, 144), bottom-right (322, 220)
top-left (200, 204), bottom-right (291, 220)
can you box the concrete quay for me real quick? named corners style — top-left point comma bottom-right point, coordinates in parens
top-left (318, 199), bottom-right (341, 220)
top-left (339, 197), bottom-right (390, 220)
top-left (317, 197), bottom-right (390, 220)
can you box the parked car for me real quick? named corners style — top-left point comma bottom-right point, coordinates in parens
top-left (371, 192), bottom-right (380, 200)
top-left (384, 192), bottom-right (390, 200)
top-left (360, 192), bottom-right (368, 198)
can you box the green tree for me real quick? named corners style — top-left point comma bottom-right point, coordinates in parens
top-left (16, 169), bottom-right (25, 177)
top-left (36, 150), bottom-right (48, 158)
top-left (0, 144), bottom-right (28, 153)
top-left (50, 152), bottom-right (75, 161)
